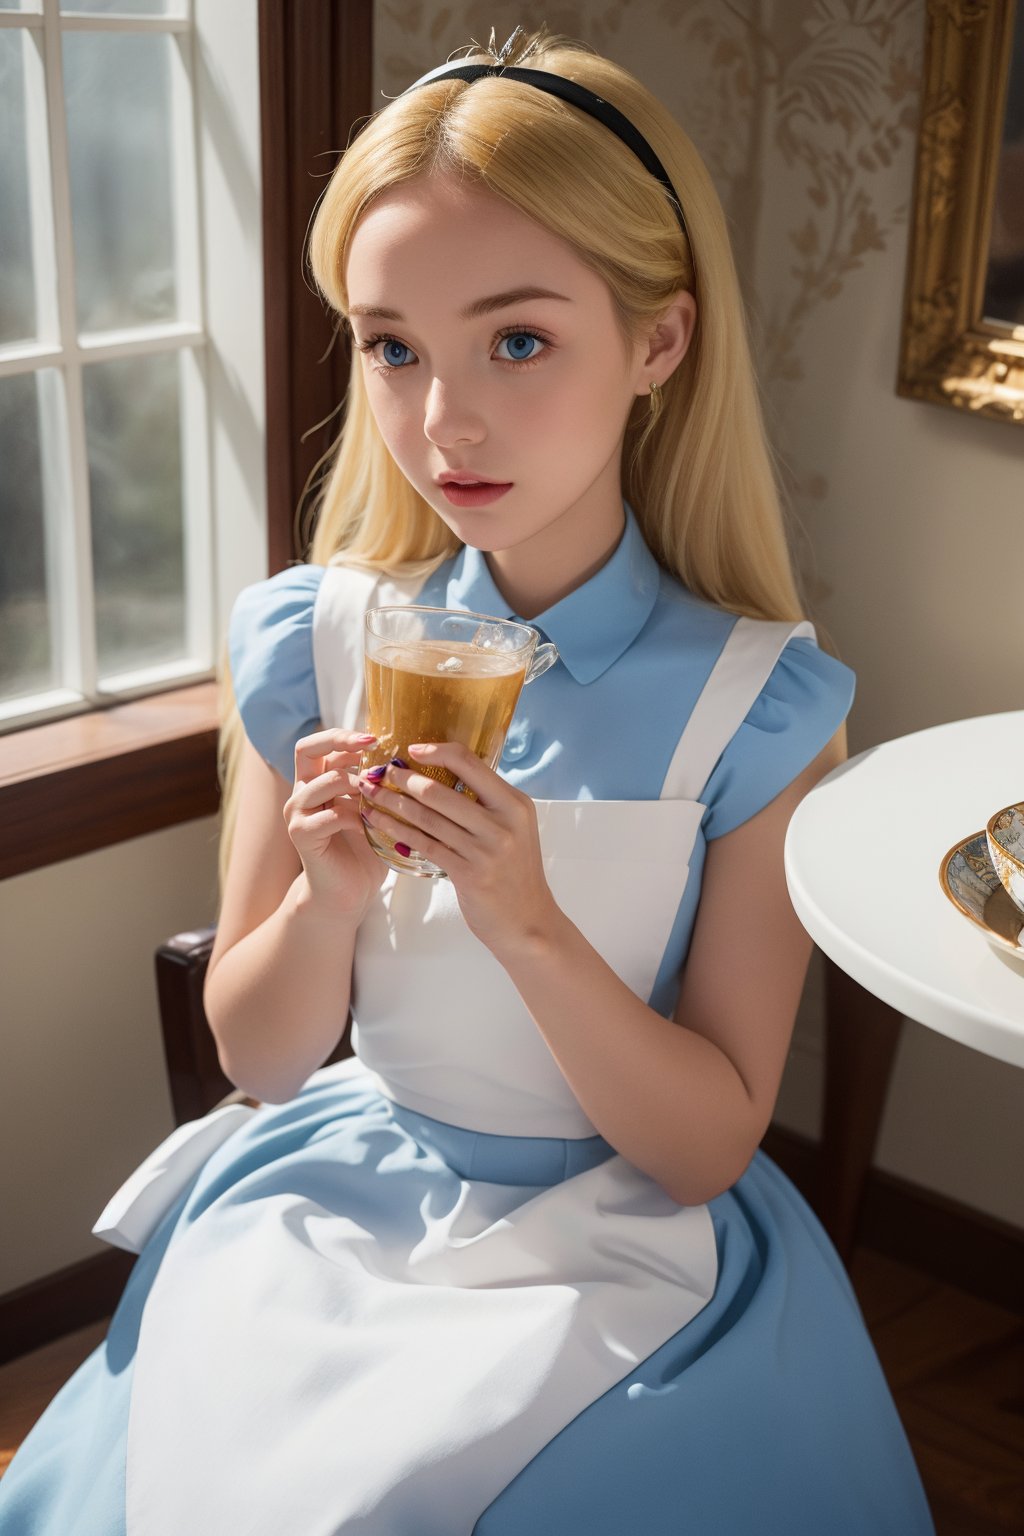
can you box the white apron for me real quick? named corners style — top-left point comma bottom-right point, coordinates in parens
top-left (96, 559), bottom-right (815, 1535)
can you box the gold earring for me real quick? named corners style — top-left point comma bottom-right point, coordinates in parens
top-left (648, 380), bottom-right (662, 418)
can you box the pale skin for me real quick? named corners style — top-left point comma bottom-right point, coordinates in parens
top-left (206, 171), bottom-right (847, 1204)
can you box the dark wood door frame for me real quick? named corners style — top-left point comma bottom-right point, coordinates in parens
top-left (258, 0), bottom-right (374, 571)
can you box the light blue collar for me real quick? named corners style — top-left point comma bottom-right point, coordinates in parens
top-left (445, 501), bottom-right (661, 685)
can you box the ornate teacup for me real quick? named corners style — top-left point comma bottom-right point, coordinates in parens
top-left (986, 801), bottom-right (1024, 914)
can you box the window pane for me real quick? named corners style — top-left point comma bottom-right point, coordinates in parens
top-left (63, 30), bottom-right (177, 333)
top-left (82, 350), bottom-right (185, 677)
top-left (0, 30), bottom-right (39, 346)
top-left (0, 372), bottom-right (57, 701)
top-left (61, 2), bottom-right (179, 14)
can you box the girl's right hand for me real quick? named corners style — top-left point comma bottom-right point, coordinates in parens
top-left (285, 729), bottom-right (390, 919)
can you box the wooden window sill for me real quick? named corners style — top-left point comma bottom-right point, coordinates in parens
top-left (0, 682), bottom-right (221, 880)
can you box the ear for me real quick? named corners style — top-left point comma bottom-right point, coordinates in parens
top-left (633, 290), bottom-right (697, 396)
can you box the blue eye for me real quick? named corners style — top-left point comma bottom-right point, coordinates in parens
top-left (495, 331), bottom-right (546, 363)
top-left (356, 325), bottom-right (551, 374)
top-left (381, 339), bottom-right (412, 367)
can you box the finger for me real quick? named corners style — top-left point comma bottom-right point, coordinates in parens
top-left (324, 797), bottom-right (365, 831)
top-left (360, 778), bottom-right (476, 860)
top-left (295, 769), bottom-right (348, 811)
top-left (366, 764), bottom-right (485, 835)
top-left (338, 767), bottom-right (366, 794)
top-left (360, 799), bottom-right (465, 874)
top-left (323, 761), bottom-right (373, 798)
top-left (297, 788), bottom-right (368, 838)
top-left (295, 729), bottom-right (378, 782)
top-left (301, 805), bottom-right (348, 834)
top-left (405, 742), bottom-right (499, 806)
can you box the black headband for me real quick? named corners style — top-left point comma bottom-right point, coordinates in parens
top-left (403, 62), bottom-right (688, 240)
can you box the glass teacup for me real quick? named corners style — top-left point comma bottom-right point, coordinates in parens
top-left (359, 605), bottom-right (558, 878)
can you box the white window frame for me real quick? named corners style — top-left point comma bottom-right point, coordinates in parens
top-left (0, 0), bottom-right (266, 732)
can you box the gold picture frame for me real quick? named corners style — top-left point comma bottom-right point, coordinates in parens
top-left (897, 0), bottom-right (1024, 425)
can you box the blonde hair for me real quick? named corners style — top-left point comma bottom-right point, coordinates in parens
top-left (216, 26), bottom-right (815, 896)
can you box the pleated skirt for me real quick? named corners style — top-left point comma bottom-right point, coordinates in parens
top-left (0, 1060), bottom-right (935, 1535)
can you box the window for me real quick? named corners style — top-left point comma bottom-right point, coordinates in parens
top-left (0, 0), bottom-right (266, 735)
top-left (0, 0), bottom-right (370, 882)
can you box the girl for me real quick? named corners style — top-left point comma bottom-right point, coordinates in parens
top-left (0, 26), bottom-right (935, 1535)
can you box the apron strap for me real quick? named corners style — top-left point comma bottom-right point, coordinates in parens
top-left (661, 617), bottom-right (817, 803)
top-left (312, 563), bottom-right (429, 730)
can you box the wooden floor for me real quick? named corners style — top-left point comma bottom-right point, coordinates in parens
top-left (1, 1247), bottom-right (1021, 1531)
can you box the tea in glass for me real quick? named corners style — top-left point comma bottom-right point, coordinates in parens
top-left (360, 607), bottom-right (558, 877)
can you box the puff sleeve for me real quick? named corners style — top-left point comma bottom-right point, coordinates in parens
top-left (701, 636), bottom-right (855, 840)
top-left (227, 564), bottom-right (325, 783)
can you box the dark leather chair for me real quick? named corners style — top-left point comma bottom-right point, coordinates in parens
top-left (154, 927), bottom-right (356, 1124)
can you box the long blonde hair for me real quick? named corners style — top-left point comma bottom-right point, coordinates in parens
top-left (216, 26), bottom-right (814, 895)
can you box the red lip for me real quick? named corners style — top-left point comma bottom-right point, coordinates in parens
top-left (436, 470), bottom-right (510, 486)
top-left (441, 481), bottom-right (513, 508)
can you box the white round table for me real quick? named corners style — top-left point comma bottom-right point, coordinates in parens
top-left (785, 710), bottom-right (1024, 1066)
top-left (782, 711), bottom-right (1023, 1260)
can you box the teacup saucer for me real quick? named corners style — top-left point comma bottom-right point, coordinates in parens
top-left (939, 830), bottom-right (1024, 960)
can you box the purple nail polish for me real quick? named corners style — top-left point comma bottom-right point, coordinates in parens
top-left (364, 764), bottom-right (387, 782)
top-left (395, 842), bottom-right (412, 858)
top-left (390, 756), bottom-right (410, 770)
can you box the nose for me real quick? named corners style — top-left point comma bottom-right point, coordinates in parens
top-left (422, 375), bottom-right (485, 448)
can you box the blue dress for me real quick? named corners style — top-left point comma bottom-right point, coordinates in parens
top-left (0, 505), bottom-right (935, 1534)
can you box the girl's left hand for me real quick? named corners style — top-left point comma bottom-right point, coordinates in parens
top-left (358, 741), bottom-right (555, 954)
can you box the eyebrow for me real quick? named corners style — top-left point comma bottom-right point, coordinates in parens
top-left (348, 287), bottom-right (573, 322)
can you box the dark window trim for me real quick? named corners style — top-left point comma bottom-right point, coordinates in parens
top-left (260, 0), bottom-right (372, 576)
top-left (0, 683), bottom-right (222, 881)
top-left (0, 0), bottom-right (373, 878)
